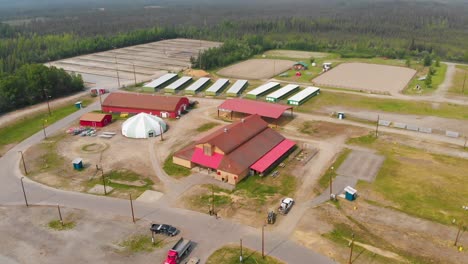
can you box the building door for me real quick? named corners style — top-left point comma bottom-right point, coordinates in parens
top-left (148, 130), bottom-right (155, 137)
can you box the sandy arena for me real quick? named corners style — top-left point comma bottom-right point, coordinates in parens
top-left (312, 62), bottom-right (416, 94)
top-left (217, 59), bottom-right (295, 79)
top-left (264, 50), bottom-right (329, 59)
top-left (49, 38), bottom-right (221, 88)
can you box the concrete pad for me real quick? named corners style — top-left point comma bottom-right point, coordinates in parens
top-left (88, 184), bottom-right (114, 195)
top-left (336, 150), bottom-right (385, 182)
top-left (136, 190), bottom-right (164, 203)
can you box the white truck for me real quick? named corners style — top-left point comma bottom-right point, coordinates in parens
top-left (278, 197), bottom-right (294, 214)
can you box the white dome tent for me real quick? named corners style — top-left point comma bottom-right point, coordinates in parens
top-left (121, 113), bottom-right (167, 139)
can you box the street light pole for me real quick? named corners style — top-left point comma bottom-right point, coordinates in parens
top-left (330, 166), bottom-right (334, 199)
top-left (130, 194), bottom-right (135, 223)
top-left (348, 233), bottom-right (355, 264)
top-left (20, 177), bottom-right (29, 207)
top-left (19, 151), bottom-right (28, 175)
top-left (57, 204), bottom-right (64, 226)
top-left (100, 166), bottom-right (107, 195)
top-left (44, 89), bottom-right (51, 116)
top-left (262, 221), bottom-right (266, 259)
top-left (42, 119), bottom-right (47, 139)
top-left (133, 62), bottom-right (137, 86)
top-left (113, 48), bottom-right (121, 88)
top-left (375, 115), bottom-right (380, 138)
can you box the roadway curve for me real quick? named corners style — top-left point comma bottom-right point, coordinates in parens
top-left (0, 96), bottom-right (334, 264)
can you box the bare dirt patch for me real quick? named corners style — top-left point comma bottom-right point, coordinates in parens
top-left (312, 62), bottom-right (416, 95)
top-left (217, 59), bottom-right (295, 79)
top-left (0, 206), bottom-right (172, 263)
top-left (296, 120), bottom-right (368, 140)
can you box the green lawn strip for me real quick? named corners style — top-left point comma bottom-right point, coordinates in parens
top-left (449, 65), bottom-right (468, 95)
top-left (236, 173), bottom-right (296, 204)
top-left (348, 136), bottom-right (468, 225)
top-left (48, 220), bottom-right (75, 231)
top-left (298, 90), bottom-right (468, 120)
top-left (163, 154), bottom-right (191, 178)
top-left (405, 63), bottom-right (447, 94)
top-left (347, 133), bottom-right (377, 145)
top-left (196, 122), bottom-right (221, 132)
top-left (0, 98), bottom-right (92, 149)
top-left (323, 222), bottom-right (430, 264)
top-left (119, 234), bottom-right (165, 253)
top-left (317, 148), bottom-right (351, 189)
top-left (206, 245), bottom-right (284, 264)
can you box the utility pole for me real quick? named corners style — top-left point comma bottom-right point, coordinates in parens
top-left (159, 121), bottom-right (164, 141)
top-left (240, 238), bottom-right (243, 263)
top-left (348, 233), bottom-right (355, 264)
top-left (20, 177), bottom-right (29, 207)
top-left (453, 219), bottom-right (465, 246)
top-left (375, 115), bottom-right (380, 138)
top-left (43, 89), bottom-right (51, 116)
top-left (19, 151), bottom-right (28, 175)
top-left (113, 49), bottom-right (121, 88)
top-left (42, 119), bottom-right (47, 139)
top-left (57, 204), bottom-right (64, 226)
top-left (151, 230), bottom-right (155, 245)
top-left (330, 166), bottom-right (334, 199)
top-left (100, 166), bottom-right (107, 195)
top-left (99, 92), bottom-right (103, 111)
top-left (262, 222), bottom-right (266, 259)
top-left (130, 194), bottom-right (135, 223)
top-left (464, 136), bottom-right (467, 149)
top-left (211, 184), bottom-right (215, 216)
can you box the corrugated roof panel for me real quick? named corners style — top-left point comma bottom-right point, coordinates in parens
top-left (226, 80), bottom-right (248, 94)
top-left (185, 77), bottom-right (210, 92)
top-left (206, 79), bottom-right (229, 93)
top-left (247, 82), bottom-right (280, 96)
top-left (287, 86), bottom-right (320, 102)
top-left (143, 73), bottom-right (178, 88)
top-left (266, 84), bottom-right (299, 100)
top-left (165, 76), bottom-right (192, 90)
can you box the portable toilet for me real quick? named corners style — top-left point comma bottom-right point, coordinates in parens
top-left (75, 101), bottom-right (82, 109)
top-left (337, 112), bottom-right (345, 120)
top-left (344, 186), bottom-right (357, 201)
top-left (72, 158), bottom-right (83, 170)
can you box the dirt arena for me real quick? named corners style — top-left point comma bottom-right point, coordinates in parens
top-left (49, 38), bottom-right (221, 87)
top-left (217, 59), bottom-right (295, 79)
top-left (312, 62), bottom-right (416, 94)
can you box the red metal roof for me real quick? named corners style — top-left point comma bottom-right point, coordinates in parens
top-left (250, 139), bottom-right (296, 173)
top-left (102, 92), bottom-right (188, 112)
top-left (191, 147), bottom-right (224, 169)
top-left (218, 99), bottom-right (292, 119)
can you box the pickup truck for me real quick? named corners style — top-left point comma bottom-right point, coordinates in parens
top-left (151, 224), bottom-right (179, 237)
top-left (164, 237), bottom-right (192, 264)
top-left (278, 197), bottom-right (294, 215)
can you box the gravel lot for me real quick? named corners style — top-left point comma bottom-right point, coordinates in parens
top-left (312, 62), bottom-right (416, 94)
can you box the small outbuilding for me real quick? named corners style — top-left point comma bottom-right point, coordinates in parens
top-left (72, 158), bottom-right (83, 170)
top-left (292, 61), bottom-right (308, 70)
top-left (80, 113), bottom-right (112, 127)
top-left (121, 113), bottom-right (167, 139)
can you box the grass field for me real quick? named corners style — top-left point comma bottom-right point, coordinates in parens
top-left (163, 154), bottom-right (191, 178)
top-left (449, 65), bottom-right (468, 95)
top-left (119, 234), bottom-right (165, 253)
top-left (196, 122), bottom-right (221, 132)
top-left (87, 169), bottom-right (154, 198)
top-left (348, 135), bottom-right (468, 225)
top-left (0, 98), bottom-right (93, 153)
top-left (48, 220), bottom-right (76, 231)
top-left (207, 245), bottom-right (284, 264)
top-left (405, 63), bottom-right (447, 94)
top-left (298, 90), bottom-right (468, 120)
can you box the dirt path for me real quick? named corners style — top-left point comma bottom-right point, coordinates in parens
top-left (431, 62), bottom-right (456, 100)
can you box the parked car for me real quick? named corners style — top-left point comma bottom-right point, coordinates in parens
top-left (150, 224), bottom-right (179, 237)
top-left (278, 197), bottom-right (294, 215)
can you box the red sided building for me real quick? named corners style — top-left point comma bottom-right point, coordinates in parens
top-left (79, 113), bottom-right (112, 127)
top-left (102, 92), bottom-right (189, 118)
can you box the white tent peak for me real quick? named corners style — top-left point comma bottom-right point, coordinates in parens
top-left (121, 113), bottom-right (167, 139)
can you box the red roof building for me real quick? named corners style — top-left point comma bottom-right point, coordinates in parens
top-left (173, 114), bottom-right (296, 185)
top-left (102, 92), bottom-right (189, 119)
top-left (79, 113), bottom-right (112, 127)
top-left (217, 98), bottom-right (293, 124)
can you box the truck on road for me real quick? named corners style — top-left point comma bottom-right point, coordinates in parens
top-left (278, 197), bottom-right (294, 215)
top-left (164, 238), bottom-right (192, 264)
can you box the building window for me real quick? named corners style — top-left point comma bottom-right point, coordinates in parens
top-left (203, 144), bottom-right (212, 156)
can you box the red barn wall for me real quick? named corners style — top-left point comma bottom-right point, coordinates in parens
top-left (102, 97), bottom-right (189, 119)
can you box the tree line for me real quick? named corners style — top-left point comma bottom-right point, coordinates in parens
top-left (0, 64), bottom-right (84, 114)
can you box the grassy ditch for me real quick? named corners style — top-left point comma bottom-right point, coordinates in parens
top-left (163, 154), bottom-right (191, 178)
top-left (196, 122), bottom-right (221, 132)
top-left (298, 90), bottom-right (468, 120)
top-left (348, 135), bottom-right (468, 225)
top-left (207, 245), bottom-right (284, 264)
top-left (0, 98), bottom-right (93, 153)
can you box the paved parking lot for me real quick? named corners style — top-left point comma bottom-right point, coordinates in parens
top-left (337, 150), bottom-right (385, 182)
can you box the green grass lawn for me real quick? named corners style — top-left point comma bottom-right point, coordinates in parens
top-left (196, 122), bottom-right (221, 132)
top-left (0, 98), bottom-right (93, 152)
top-left (163, 154), bottom-right (191, 178)
top-left (207, 245), bottom-right (284, 264)
top-left (349, 135), bottom-right (468, 225)
top-left (405, 63), bottom-right (447, 94)
top-left (449, 65), bottom-right (468, 95)
top-left (236, 173), bottom-right (297, 204)
top-left (48, 220), bottom-right (76, 231)
top-left (119, 234), bottom-right (165, 253)
top-left (297, 90), bottom-right (468, 120)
